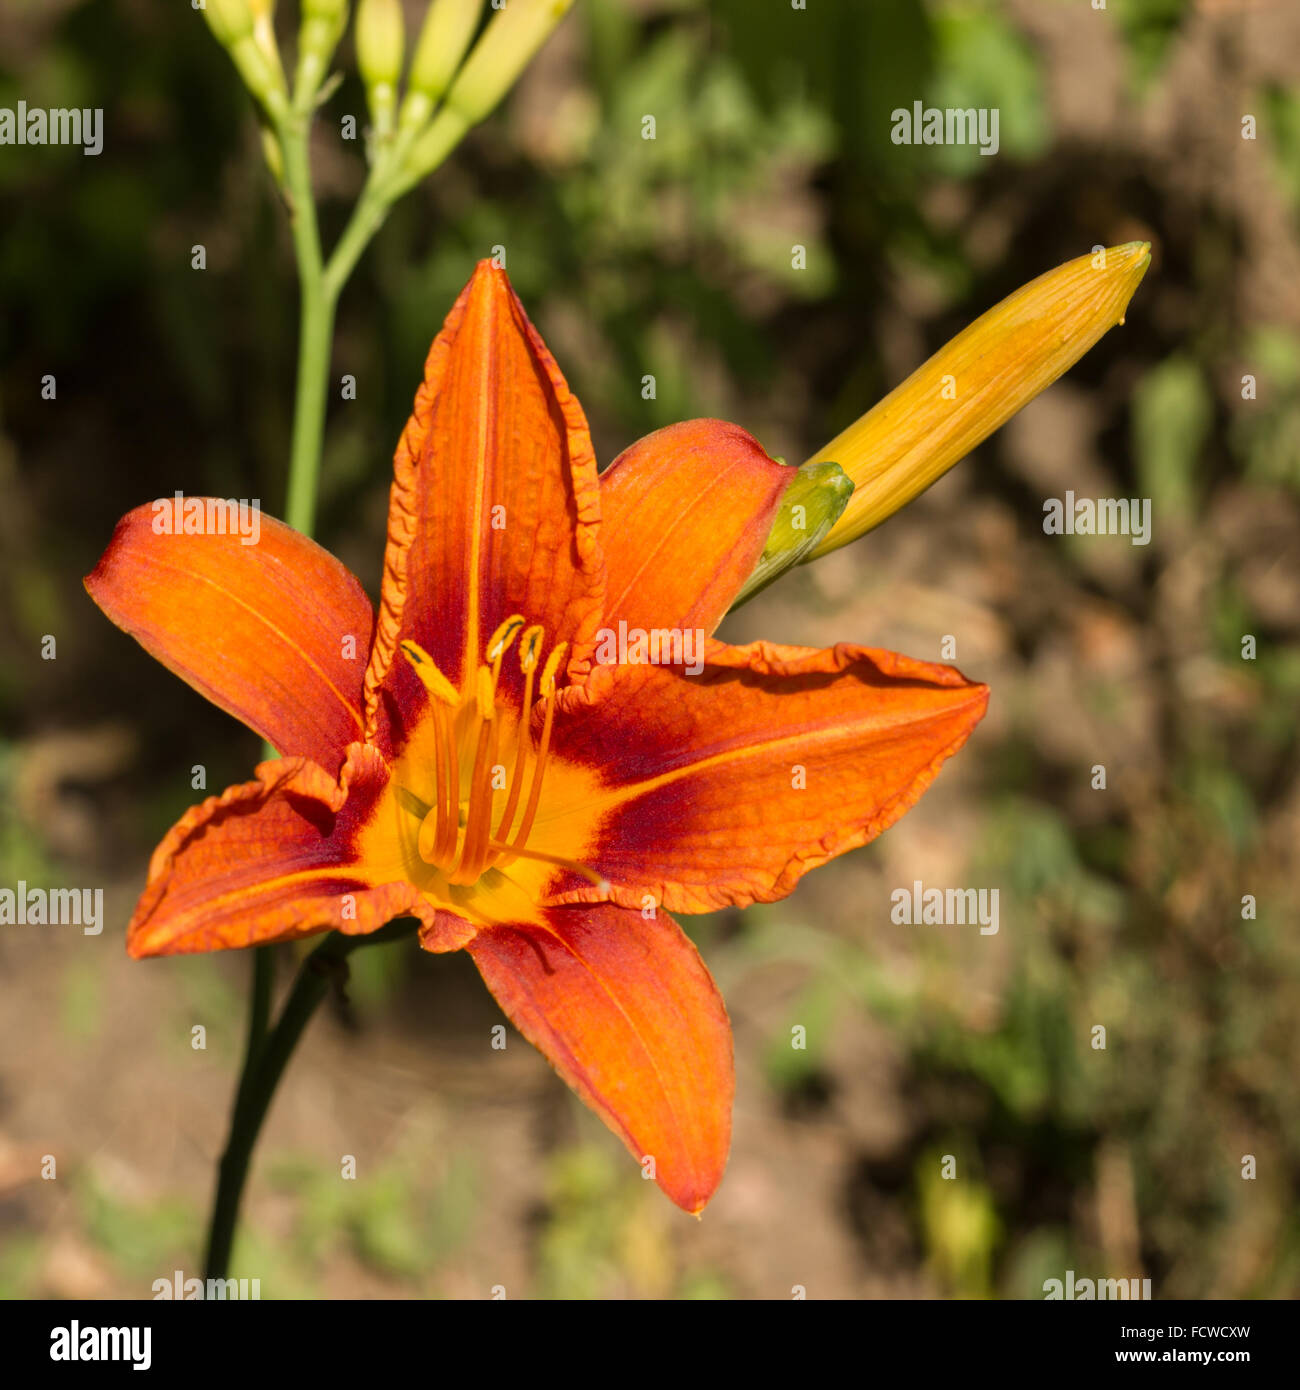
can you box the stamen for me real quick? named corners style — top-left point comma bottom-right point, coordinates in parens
top-left (393, 785), bottom-right (431, 820)
top-left (518, 625), bottom-right (544, 674)
top-left (539, 641), bottom-right (569, 700)
top-left (405, 622), bottom-right (593, 889)
top-left (474, 665), bottom-right (496, 721)
top-left (494, 625), bottom-right (545, 844)
top-left (482, 618), bottom-right (523, 734)
top-left (451, 669), bottom-right (498, 884)
top-left (398, 641), bottom-right (458, 867)
top-left (431, 700), bottom-right (457, 865)
top-left (399, 640), bottom-right (459, 706)
top-left (497, 642), bottom-right (566, 866)
top-left (486, 614), bottom-right (525, 663)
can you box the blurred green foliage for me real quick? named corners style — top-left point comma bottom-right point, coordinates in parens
top-left (1132, 354), bottom-right (1211, 523)
top-left (1234, 326), bottom-right (1300, 492)
top-left (1110, 0), bottom-right (1195, 89)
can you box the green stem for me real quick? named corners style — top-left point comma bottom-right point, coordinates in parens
top-left (280, 112), bottom-right (335, 537)
top-left (204, 922), bottom-right (419, 1280)
top-left (284, 284), bottom-right (336, 535)
top-left (203, 96), bottom-right (365, 1280)
top-left (201, 62), bottom-right (454, 1283)
top-left (232, 948), bottom-right (274, 1117)
top-left (321, 107), bottom-right (479, 302)
top-left (324, 181), bottom-right (392, 302)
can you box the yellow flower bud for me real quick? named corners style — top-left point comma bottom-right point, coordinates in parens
top-left (296, 0), bottom-right (350, 107)
top-left (805, 242), bottom-right (1152, 557)
top-left (357, 0), bottom-right (405, 87)
top-left (203, 0), bottom-right (288, 117)
top-left (409, 0), bottom-right (487, 102)
top-left (247, 0), bottom-right (282, 73)
top-left (299, 0), bottom-right (350, 59)
top-left (387, 0), bottom-right (570, 195)
top-left (356, 0), bottom-right (405, 135)
top-left (202, 0), bottom-right (254, 48)
top-left (442, 0), bottom-right (573, 127)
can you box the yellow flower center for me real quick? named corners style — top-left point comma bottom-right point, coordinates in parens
top-left (397, 616), bottom-right (599, 893)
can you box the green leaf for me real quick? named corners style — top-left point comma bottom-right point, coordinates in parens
top-left (1131, 355), bottom-right (1212, 523)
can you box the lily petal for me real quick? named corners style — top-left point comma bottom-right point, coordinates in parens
top-left (547, 640), bottom-right (988, 913)
top-left (464, 902), bottom-right (733, 1214)
top-left (597, 419), bottom-right (792, 636)
top-left (85, 503), bottom-right (374, 775)
top-left (363, 260), bottom-right (605, 756)
top-left (128, 744), bottom-right (468, 957)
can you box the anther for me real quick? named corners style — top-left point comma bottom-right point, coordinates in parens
top-left (518, 625), bottom-right (544, 674)
top-left (400, 639), bottom-right (459, 706)
top-left (539, 641), bottom-right (568, 699)
top-left (486, 614), bottom-right (524, 663)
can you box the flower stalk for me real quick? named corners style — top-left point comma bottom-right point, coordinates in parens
top-left (205, 921), bottom-right (418, 1279)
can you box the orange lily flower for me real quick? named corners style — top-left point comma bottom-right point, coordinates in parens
top-left (85, 262), bottom-right (988, 1213)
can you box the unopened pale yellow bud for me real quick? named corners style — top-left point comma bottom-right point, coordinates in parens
top-left (202, 0), bottom-right (254, 47)
top-left (356, 0), bottom-right (404, 134)
top-left (296, 0), bottom-right (350, 106)
top-left (234, 39), bottom-right (290, 113)
top-left (247, 0), bottom-right (282, 73)
top-left (444, 0), bottom-right (573, 127)
top-left (357, 0), bottom-right (405, 87)
top-left (203, 0), bottom-right (288, 116)
top-left (807, 241), bottom-right (1152, 557)
top-left (409, 0), bottom-right (486, 101)
top-left (299, 0), bottom-right (350, 59)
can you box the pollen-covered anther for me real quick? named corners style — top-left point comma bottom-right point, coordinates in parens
top-left (399, 638), bottom-right (458, 705)
top-left (486, 613), bottom-right (524, 665)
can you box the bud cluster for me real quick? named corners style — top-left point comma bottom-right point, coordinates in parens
top-left (200, 0), bottom-right (575, 207)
